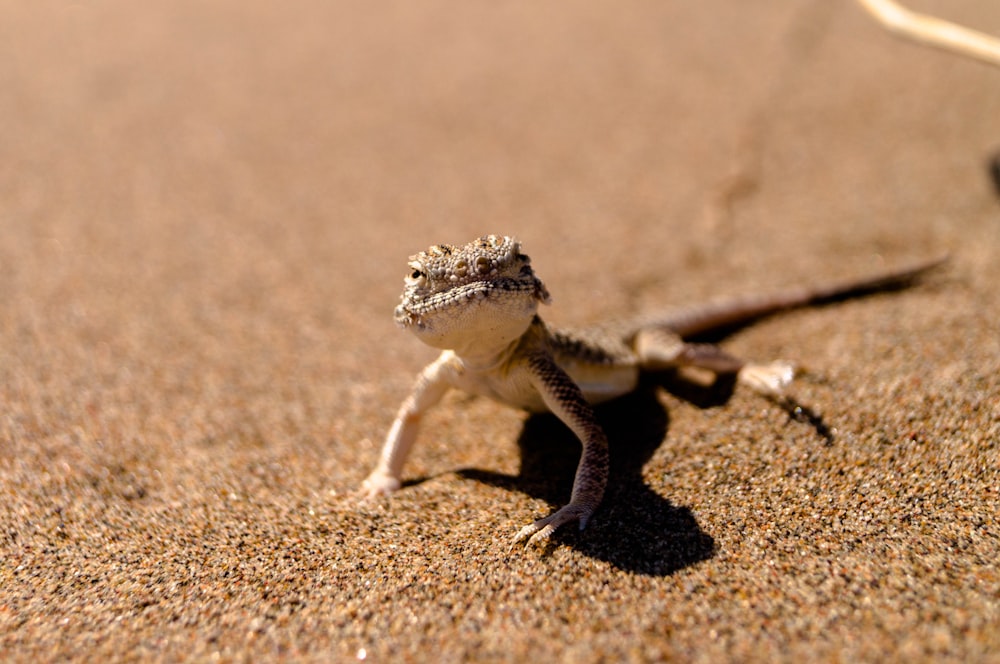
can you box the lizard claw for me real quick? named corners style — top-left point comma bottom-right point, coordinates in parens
top-left (510, 503), bottom-right (594, 551)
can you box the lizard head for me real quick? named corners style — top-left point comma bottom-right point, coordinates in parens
top-left (394, 234), bottom-right (551, 351)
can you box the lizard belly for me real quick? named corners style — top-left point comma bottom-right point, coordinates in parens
top-left (566, 363), bottom-right (640, 405)
top-left (501, 362), bottom-right (638, 411)
top-left (449, 355), bottom-right (639, 413)
top-left (450, 364), bottom-right (549, 412)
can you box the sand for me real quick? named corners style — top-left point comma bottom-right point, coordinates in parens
top-left (1, 1), bottom-right (998, 661)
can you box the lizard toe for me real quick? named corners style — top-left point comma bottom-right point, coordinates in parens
top-left (510, 503), bottom-right (595, 550)
top-left (737, 360), bottom-right (796, 395)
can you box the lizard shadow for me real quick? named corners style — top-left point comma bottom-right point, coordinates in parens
top-left (457, 377), bottom-right (722, 576)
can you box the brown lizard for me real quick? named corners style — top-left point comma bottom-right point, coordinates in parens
top-left (360, 235), bottom-right (945, 548)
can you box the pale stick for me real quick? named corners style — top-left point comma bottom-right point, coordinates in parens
top-left (856, 0), bottom-right (1000, 67)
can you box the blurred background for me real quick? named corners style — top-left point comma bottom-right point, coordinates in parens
top-left (2, 0), bottom-right (998, 562)
top-left (2, 0), bottom-right (998, 537)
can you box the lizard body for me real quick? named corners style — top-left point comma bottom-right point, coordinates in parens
top-left (360, 234), bottom-right (944, 547)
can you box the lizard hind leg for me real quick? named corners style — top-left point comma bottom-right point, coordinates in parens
top-left (634, 328), bottom-right (796, 396)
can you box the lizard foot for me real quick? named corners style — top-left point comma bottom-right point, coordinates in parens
top-left (737, 360), bottom-right (796, 396)
top-left (358, 471), bottom-right (401, 500)
top-left (510, 502), bottom-right (594, 550)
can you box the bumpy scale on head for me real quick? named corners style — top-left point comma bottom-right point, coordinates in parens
top-left (393, 235), bottom-right (552, 351)
top-left (394, 235), bottom-right (550, 326)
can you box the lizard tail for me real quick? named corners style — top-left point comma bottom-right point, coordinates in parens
top-left (655, 254), bottom-right (949, 340)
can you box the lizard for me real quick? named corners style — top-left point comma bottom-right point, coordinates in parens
top-left (359, 234), bottom-right (945, 548)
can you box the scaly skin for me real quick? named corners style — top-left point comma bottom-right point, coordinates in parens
top-left (360, 234), bottom-right (945, 548)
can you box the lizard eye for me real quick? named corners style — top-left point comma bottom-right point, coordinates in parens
top-left (406, 263), bottom-right (428, 286)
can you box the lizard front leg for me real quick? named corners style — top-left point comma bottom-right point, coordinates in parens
top-left (635, 328), bottom-right (795, 395)
top-left (512, 353), bottom-right (610, 548)
top-left (360, 351), bottom-right (455, 497)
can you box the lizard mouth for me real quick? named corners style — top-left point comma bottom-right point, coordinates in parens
top-left (394, 278), bottom-right (540, 328)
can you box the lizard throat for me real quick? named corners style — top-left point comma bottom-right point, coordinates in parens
top-left (394, 278), bottom-right (541, 328)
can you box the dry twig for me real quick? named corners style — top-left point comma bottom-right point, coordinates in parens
top-left (856, 0), bottom-right (1000, 67)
